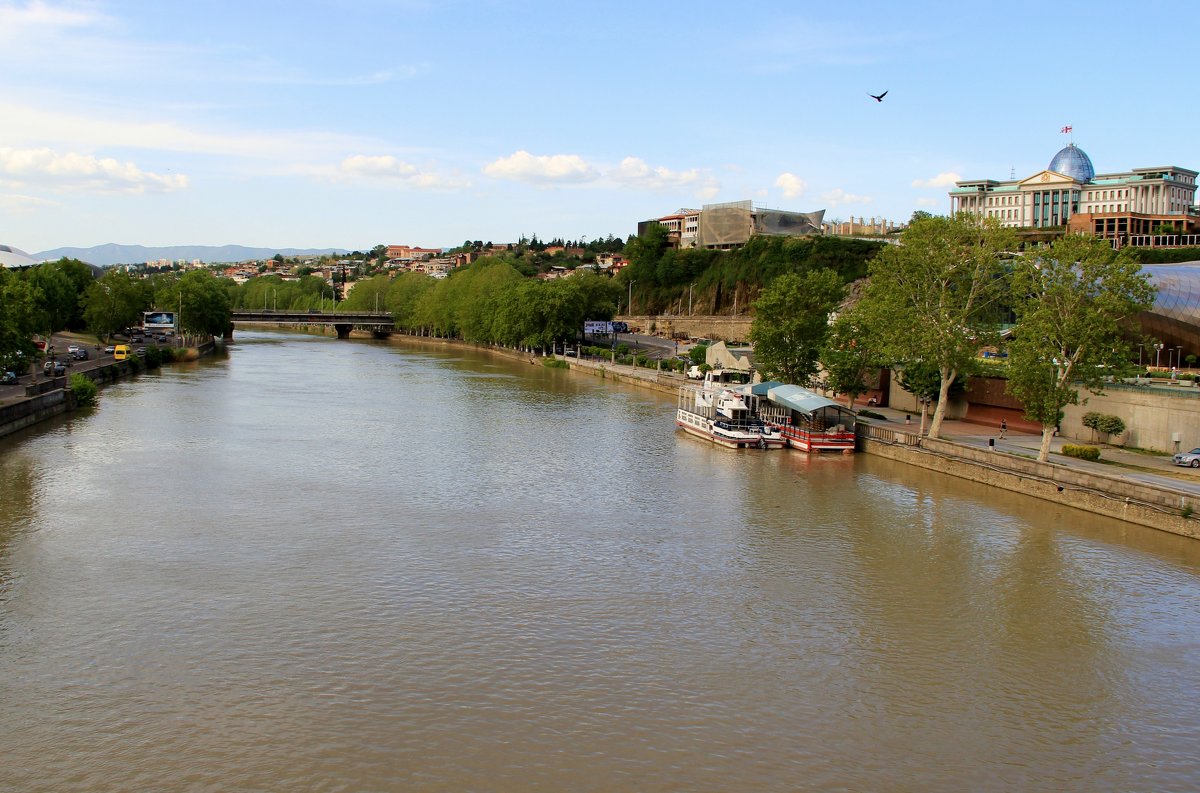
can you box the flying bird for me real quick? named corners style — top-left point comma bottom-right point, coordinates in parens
top-left (869, 90), bottom-right (888, 102)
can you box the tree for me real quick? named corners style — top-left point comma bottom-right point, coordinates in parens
top-left (855, 213), bottom-right (1015, 438)
top-left (748, 269), bottom-right (845, 386)
top-left (157, 270), bottom-right (232, 339)
top-left (0, 268), bottom-right (40, 373)
top-left (1005, 234), bottom-right (1155, 461)
top-left (83, 269), bottom-right (149, 342)
top-left (820, 309), bottom-right (886, 409)
top-left (25, 262), bottom-right (76, 341)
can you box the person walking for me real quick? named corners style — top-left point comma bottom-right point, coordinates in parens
top-left (999, 418), bottom-right (1008, 440)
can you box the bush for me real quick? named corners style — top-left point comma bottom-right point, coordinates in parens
top-left (857, 409), bottom-right (886, 420)
top-left (68, 373), bottom-right (98, 407)
top-left (543, 358), bottom-right (568, 369)
top-left (1062, 444), bottom-right (1101, 461)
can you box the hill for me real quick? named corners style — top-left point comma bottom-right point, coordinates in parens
top-left (33, 243), bottom-right (350, 267)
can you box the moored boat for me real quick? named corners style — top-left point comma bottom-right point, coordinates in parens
top-left (734, 382), bottom-right (856, 453)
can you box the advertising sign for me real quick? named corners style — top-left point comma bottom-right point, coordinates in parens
top-left (584, 320), bottom-right (613, 335)
top-left (144, 311), bottom-right (176, 330)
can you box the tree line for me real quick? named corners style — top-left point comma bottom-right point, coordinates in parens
top-left (1, 261), bottom-right (233, 373)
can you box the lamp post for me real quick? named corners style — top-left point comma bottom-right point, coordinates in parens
top-left (1138, 342), bottom-right (1144, 369)
top-left (689, 283), bottom-right (695, 316)
top-left (628, 280), bottom-right (636, 318)
top-left (1154, 342), bottom-right (1164, 369)
top-left (1177, 346), bottom-right (1183, 371)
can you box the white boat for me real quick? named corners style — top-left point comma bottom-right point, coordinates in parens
top-left (676, 385), bottom-right (785, 449)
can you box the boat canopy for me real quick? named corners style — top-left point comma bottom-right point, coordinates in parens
top-left (732, 381), bottom-right (785, 397)
top-left (766, 384), bottom-right (843, 416)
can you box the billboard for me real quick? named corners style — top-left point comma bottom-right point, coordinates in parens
top-left (584, 320), bottom-right (613, 334)
top-left (144, 311), bottom-right (176, 330)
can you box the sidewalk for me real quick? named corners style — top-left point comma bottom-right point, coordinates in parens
top-left (864, 405), bottom-right (1200, 496)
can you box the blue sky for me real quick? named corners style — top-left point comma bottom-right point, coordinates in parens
top-left (2, 0), bottom-right (1197, 253)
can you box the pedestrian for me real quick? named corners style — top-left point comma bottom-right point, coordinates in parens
top-left (999, 418), bottom-right (1007, 440)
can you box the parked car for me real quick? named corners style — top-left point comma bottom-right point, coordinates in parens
top-left (1173, 448), bottom-right (1200, 467)
top-left (1, 371), bottom-right (17, 385)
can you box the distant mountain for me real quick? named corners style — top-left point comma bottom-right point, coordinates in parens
top-left (33, 243), bottom-right (351, 267)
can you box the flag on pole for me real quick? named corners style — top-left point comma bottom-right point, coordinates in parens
top-left (1061, 125), bottom-right (1073, 133)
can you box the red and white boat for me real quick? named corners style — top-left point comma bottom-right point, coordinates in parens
top-left (733, 382), bottom-right (857, 454)
top-left (676, 385), bottom-right (785, 449)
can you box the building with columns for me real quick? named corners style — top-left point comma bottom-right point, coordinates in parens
top-left (950, 143), bottom-right (1199, 243)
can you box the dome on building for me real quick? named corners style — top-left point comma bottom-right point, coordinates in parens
top-left (1048, 143), bottom-right (1095, 183)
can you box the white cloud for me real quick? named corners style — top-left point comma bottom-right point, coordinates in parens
top-left (339, 154), bottom-right (470, 190)
top-left (613, 156), bottom-right (720, 199)
top-left (911, 171), bottom-right (961, 188)
top-left (0, 192), bottom-right (58, 211)
top-left (916, 197), bottom-right (940, 207)
top-left (614, 156), bottom-right (699, 188)
top-left (0, 1), bottom-right (103, 43)
top-left (822, 188), bottom-right (872, 206)
top-left (483, 150), bottom-right (599, 185)
top-left (775, 172), bottom-right (807, 199)
top-left (0, 147), bottom-right (188, 192)
top-left (0, 100), bottom-right (381, 161)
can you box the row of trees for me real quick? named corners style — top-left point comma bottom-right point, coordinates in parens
top-left (1, 261), bottom-right (233, 374)
top-left (749, 214), bottom-right (1156, 462)
top-left (336, 257), bottom-right (621, 349)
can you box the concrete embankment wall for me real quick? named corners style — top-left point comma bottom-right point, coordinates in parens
top-left (0, 342), bottom-right (216, 439)
top-left (859, 423), bottom-right (1197, 539)
top-left (0, 389), bottom-right (73, 439)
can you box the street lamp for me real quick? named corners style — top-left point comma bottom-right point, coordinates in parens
top-left (1154, 342), bottom-right (1164, 369)
top-left (1177, 346), bottom-right (1183, 371)
top-left (628, 280), bottom-right (636, 318)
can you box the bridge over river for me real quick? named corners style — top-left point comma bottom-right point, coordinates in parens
top-left (230, 309), bottom-right (393, 339)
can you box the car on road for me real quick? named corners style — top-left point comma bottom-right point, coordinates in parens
top-left (1173, 447), bottom-right (1200, 467)
top-left (1, 371), bottom-right (17, 385)
top-left (43, 360), bottom-right (66, 376)
top-left (67, 344), bottom-right (80, 354)
top-left (72, 348), bottom-right (89, 360)
top-left (104, 345), bottom-right (116, 354)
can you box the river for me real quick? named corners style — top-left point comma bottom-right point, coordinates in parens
top-left (2, 330), bottom-right (1199, 792)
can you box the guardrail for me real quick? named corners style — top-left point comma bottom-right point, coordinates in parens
top-left (858, 421), bottom-right (923, 446)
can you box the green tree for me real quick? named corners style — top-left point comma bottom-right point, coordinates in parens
top-left (0, 269), bottom-right (40, 373)
top-left (157, 270), bottom-right (232, 339)
top-left (820, 309), bottom-right (886, 408)
top-left (748, 269), bottom-right (846, 385)
top-left (1005, 234), bottom-right (1155, 461)
top-left (855, 213), bottom-right (1015, 438)
top-left (25, 262), bottom-right (76, 341)
top-left (83, 269), bottom-right (149, 342)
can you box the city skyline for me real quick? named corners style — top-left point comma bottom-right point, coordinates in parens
top-left (2, 0), bottom-right (1197, 253)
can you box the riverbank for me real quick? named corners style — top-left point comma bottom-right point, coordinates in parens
top-left (0, 339), bottom-right (217, 440)
top-left (378, 332), bottom-right (1198, 539)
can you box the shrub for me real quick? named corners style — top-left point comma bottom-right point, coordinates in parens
top-left (635, 354), bottom-right (650, 367)
top-left (542, 358), bottom-right (568, 369)
top-left (68, 373), bottom-right (98, 407)
top-left (1062, 444), bottom-right (1101, 461)
top-left (857, 409), bottom-right (886, 420)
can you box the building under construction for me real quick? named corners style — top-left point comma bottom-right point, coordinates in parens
top-left (639, 200), bottom-right (825, 250)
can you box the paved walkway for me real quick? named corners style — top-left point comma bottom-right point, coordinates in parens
top-left (864, 405), bottom-right (1200, 497)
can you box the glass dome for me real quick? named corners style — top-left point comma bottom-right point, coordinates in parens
top-left (1048, 144), bottom-right (1095, 183)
